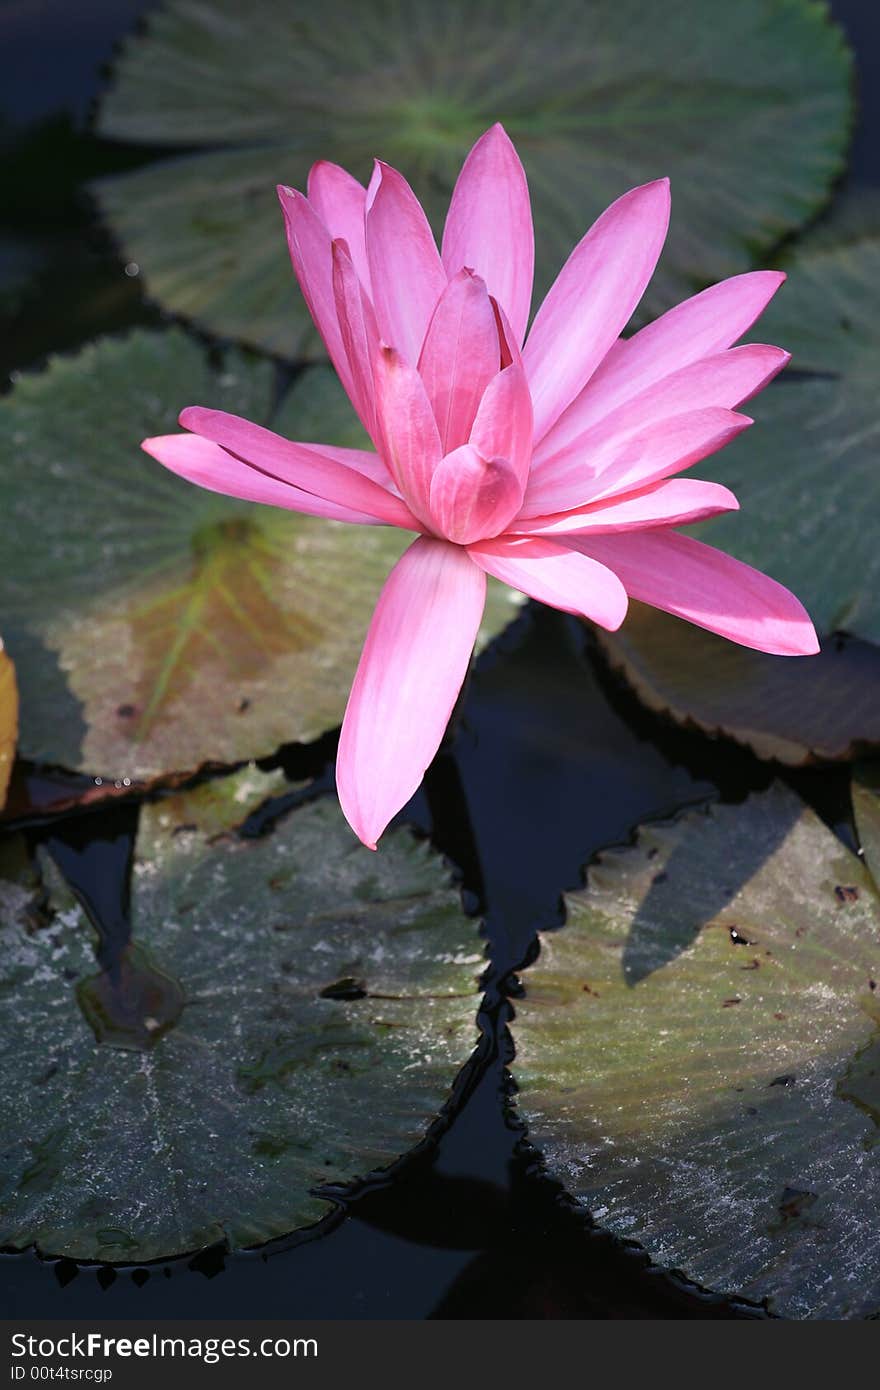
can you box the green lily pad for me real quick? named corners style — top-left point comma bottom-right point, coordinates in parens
top-left (93, 0), bottom-right (851, 359)
top-left (0, 330), bottom-right (520, 786)
top-left (853, 761), bottom-right (880, 892)
top-left (511, 783), bottom-right (880, 1319)
top-left (0, 769), bottom-right (483, 1262)
top-left (597, 604), bottom-right (880, 765)
top-left (696, 238), bottom-right (880, 646)
top-left (0, 644), bottom-right (17, 811)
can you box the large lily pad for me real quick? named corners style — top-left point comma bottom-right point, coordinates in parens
top-left (94, 0), bottom-right (851, 359)
top-left (0, 330), bottom-right (519, 785)
top-left (0, 644), bottom-right (17, 811)
top-left (597, 605), bottom-right (880, 765)
top-left (0, 769), bottom-right (483, 1262)
top-left (511, 783), bottom-right (880, 1319)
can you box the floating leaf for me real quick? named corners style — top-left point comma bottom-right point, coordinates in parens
top-left (853, 761), bottom-right (880, 892)
top-left (0, 770), bottom-right (483, 1261)
top-left (94, 0), bottom-right (851, 358)
top-left (0, 643), bottom-right (17, 811)
top-left (597, 605), bottom-right (880, 765)
top-left (511, 784), bottom-right (880, 1319)
top-left (696, 238), bottom-right (880, 646)
top-left (0, 331), bottom-right (519, 785)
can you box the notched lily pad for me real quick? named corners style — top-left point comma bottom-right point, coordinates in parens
top-left (0, 643), bottom-right (17, 811)
top-left (94, 0), bottom-right (851, 358)
top-left (598, 605), bottom-right (880, 765)
top-left (0, 769), bottom-right (483, 1262)
top-left (511, 783), bottom-right (880, 1319)
top-left (0, 332), bottom-right (519, 789)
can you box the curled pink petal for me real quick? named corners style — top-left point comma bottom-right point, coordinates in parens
top-left (178, 407), bottom-right (421, 529)
top-left (418, 269), bottom-right (501, 452)
top-left (442, 123), bottom-right (534, 347)
top-left (336, 536), bottom-right (486, 849)
top-left (467, 535), bottom-right (628, 631)
top-left (366, 161), bottom-right (447, 363)
top-left (522, 406), bottom-right (752, 516)
top-left (373, 345), bottom-right (443, 524)
top-left (469, 362), bottom-right (533, 494)
top-left (277, 185), bottom-right (354, 402)
top-left (429, 444), bottom-right (522, 544)
top-left (558, 270), bottom-right (787, 438)
top-left (141, 433), bottom-right (381, 524)
top-left (332, 239), bottom-right (381, 445)
top-left (307, 160), bottom-right (371, 292)
top-left (523, 179), bottom-right (671, 442)
top-left (569, 530), bottom-right (819, 655)
top-left (513, 478), bottom-right (739, 537)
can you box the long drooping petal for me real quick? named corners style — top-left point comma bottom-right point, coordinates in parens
top-left (552, 270), bottom-right (787, 440)
top-left (307, 160), bottom-right (371, 292)
top-left (429, 444), bottom-right (522, 544)
top-left (523, 179), bottom-right (671, 442)
top-left (469, 363), bottom-right (533, 494)
top-left (522, 406), bottom-right (752, 516)
top-left (336, 536), bottom-right (487, 849)
top-left (141, 433), bottom-right (381, 524)
top-left (441, 123), bottom-right (534, 347)
top-left (529, 343), bottom-right (788, 498)
top-left (568, 530), bottom-right (819, 655)
top-left (366, 161), bottom-right (446, 364)
top-left (512, 478), bottom-right (738, 537)
top-left (177, 407), bottom-right (422, 529)
top-left (372, 346), bottom-right (443, 524)
top-left (417, 269), bottom-right (501, 452)
top-left (467, 535), bottom-right (628, 630)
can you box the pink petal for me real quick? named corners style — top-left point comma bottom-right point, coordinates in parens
top-left (441, 123), bottom-right (534, 347)
top-left (429, 444), bottom-right (522, 544)
top-left (531, 342), bottom-right (789, 484)
top-left (307, 160), bottom-right (371, 292)
top-left (558, 270), bottom-right (787, 439)
top-left (417, 269), bottom-right (501, 451)
top-left (141, 433), bottom-right (381, 524)
top-left (365, 161), bottom-right (446, 363)
top-left (568, 530), bottom-right (819, 655)
top-left (336, 536), bottom-right (487, 849)
top-left (277, 185), bottom-right (353, 401)
top-left (513, 478), bottom-right (739, 537)
top-left (178, 407), bottom-right (421, 529)
top-left (467, 535), bottom-right (628, 630)
top-left (373, 345), bottom-right (443, 525)
top-left (491, 296), bottom-right (523, 370)
top-left (469, 363), bottom-right (533, 494)
top-left (523, 179), bottom-right (671, 442)
top-left (522, 406), bottom-right (752, 516)
top-left (332, 238), bottom-right (381, 445)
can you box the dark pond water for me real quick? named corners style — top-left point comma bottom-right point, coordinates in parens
top-left (0, 0), bottom-right (877, 1320)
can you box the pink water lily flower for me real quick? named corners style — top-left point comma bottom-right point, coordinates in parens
top-left (143, 124), bottom-right (818, 849)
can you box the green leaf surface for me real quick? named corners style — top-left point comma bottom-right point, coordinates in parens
top-left (94, 0), bottom-right (851, 358)
top-left (511, 784), bottom-right (880, 1319)
top-left (0, 770), bottom-right (483, 1262)
top-left (696, 238), bottom-right (880, 646)
top-left (852, 761), bottom-right (880, 893)
top-left (0, 331), bottom-right (519, 785)
top-left (597, 604), bottom-right (880, 765)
